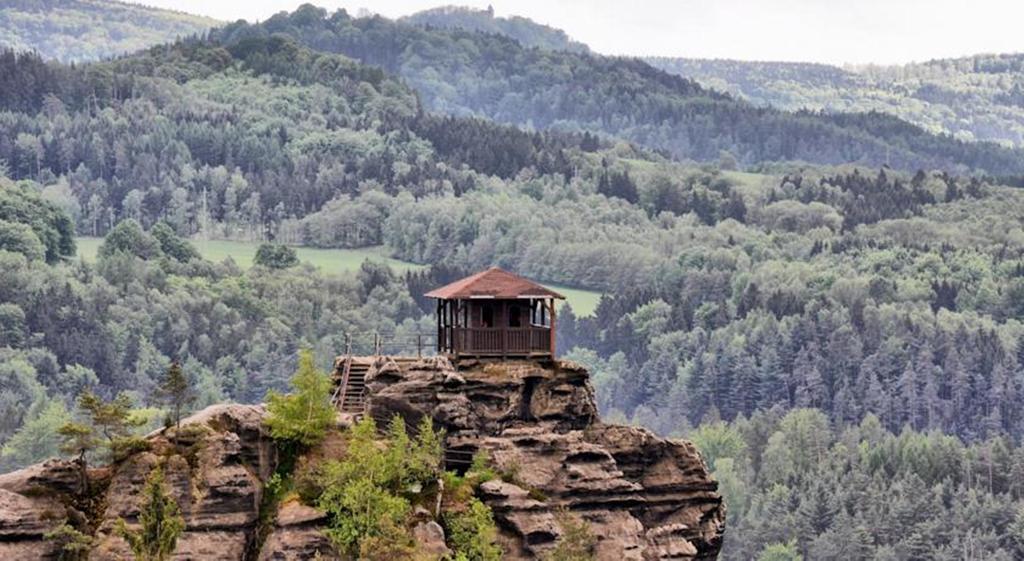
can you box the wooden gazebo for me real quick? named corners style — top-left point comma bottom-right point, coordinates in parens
top-left (426, 267), bottom-right (565, 359)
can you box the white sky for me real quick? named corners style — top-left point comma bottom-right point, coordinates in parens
top-left (140, 0), bottom-right (1024, 65)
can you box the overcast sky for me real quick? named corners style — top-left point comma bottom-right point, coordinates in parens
top-left (141, 0), bottom-right (1024, 66)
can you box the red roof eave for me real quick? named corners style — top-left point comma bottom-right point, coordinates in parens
top-left (425, 267), bottom-right (565, 300)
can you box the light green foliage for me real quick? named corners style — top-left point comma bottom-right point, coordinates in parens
top-left (544, 509), bottom-right (596, 561)
top-left (760, 409), bottom-right (832, 486)
top-left (316, 415), bottom-right (446, 555)
top-left (116, 467), bottom-right (186, 561)
top-left (0, 219), bottom-right (45, 261)
top-left (688, 421), bottom-right (748, 472)
top-left (323, 477), bottom-right (411, 555)
top-left (757, 541), bottom-right (803, 561)
top-left (0, 0), bottom-right (217, 63)
top-left (0, 399), bottom-right (69, 472)
top-left (710, 458), bottom-right (749, 527)
top-left (264, 350), bottom-right (334, 447)
top-left (44, 523), bottom-right (93, 561)
top-left (0, 350), bottom-right (46, 441)
top-left (357, 517), bottom-right (419, 560)
top-left (443, 497), bottom-right (502, 561)
top-left (468, 450), bottom-right (498, 484)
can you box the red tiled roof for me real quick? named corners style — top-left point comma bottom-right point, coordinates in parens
top-left (425, 267), bottom-right (565, 300)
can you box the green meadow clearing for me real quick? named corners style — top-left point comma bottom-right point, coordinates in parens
top-left (75, 238), bottom-right (602, 316)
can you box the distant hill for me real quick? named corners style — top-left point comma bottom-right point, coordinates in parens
top-left (211, 5), bottom-right (1024, 175)
top-left (401, 5), bottom-right (589, 53)
top-left (0, 0), bottom-right (218, 62)
top-left (396, 6), bottom-right (1024, 151)
top-left (647, 55), bottom-right (1024, 148)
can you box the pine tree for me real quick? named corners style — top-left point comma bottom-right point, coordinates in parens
top-left (116, 467), bottom-right (185, 561)
top-left (157, 362), bottom-right (195, 439)
top-left (57, 422), bottom-right (96, 494)
top-left (58, 390), bottom-right (142, 493)
top-left (793, 347), bottom-right (825, 410)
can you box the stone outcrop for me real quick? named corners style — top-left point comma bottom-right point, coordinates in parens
top-left (0, 404), bottom-right (274, 561)
top-left (0, 357), bottom-right (724, 560)
top-left (258, 501), bottom-right (337, 561)
top-left (0, 458), bottom-right (80, 560)
top-left (365, 357), bottom-right (725, 560)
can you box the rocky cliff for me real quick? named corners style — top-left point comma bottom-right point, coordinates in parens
top-left (0, 357), bottom-right (724, 560)
top-left (367, 357), bottom-right (724, 560)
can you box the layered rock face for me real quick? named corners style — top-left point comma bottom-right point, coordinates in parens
top-left (0, 357), bottom-right (723, 560)
top-left (0, 404), bottom-right (283, 561)
top-left (366, 357), bottom-right (725, 560)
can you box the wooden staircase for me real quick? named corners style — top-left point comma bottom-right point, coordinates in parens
top-left (332, 357), bottom-right (372, 415)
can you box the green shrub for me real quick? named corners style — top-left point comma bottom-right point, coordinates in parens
top-left (358, 517), bottom-right (418, 560)
top-left (316, 415), bottom-right (445, 555)
top-left (323, 477), bottom-right (411, 553)
top-left (253, 243), bottom-right (298, 269)
top-left (757, 541), bottom-right (803, 561)
top-left (443, 497), bottom-right (502, 561)
top-left (467, 450), bottom-right (497, 484)
top-left (44, 523), bottom-right (93, 561)
top-left (110, 436), bottom-right (151, 462)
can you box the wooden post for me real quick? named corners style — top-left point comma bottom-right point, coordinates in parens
top-left (436, 299), bottom-right (442, 354)
top-left (417, 334), bottom-right (422, 358)
top-left (453, 300), bottom-right (460, 361)
top-left (549, 299), bottom-right (557, 357)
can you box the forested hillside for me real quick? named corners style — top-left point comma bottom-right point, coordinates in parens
top-left (395, 6), bottom-right (1024, 152)
top-left (648, 55), bottom-right (1024, 149)
top-left (0, 40), bottom-right (606, 241)
top-left (0, 0), bottom-right (217, 62)
top-left (208, 5), bottom-right (1024, 175)
top-left (401, 5), bottom-right (589, 53)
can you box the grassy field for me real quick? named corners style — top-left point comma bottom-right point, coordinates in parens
top-left (76, 238), bottom-right (603, 316)
top-left (547, 283), bottom-right (603, 316)
top-left (75, 237), bottom-right (424, 275)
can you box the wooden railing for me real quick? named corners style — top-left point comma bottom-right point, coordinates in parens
top-left (448, 327), bottom-right (552, 356)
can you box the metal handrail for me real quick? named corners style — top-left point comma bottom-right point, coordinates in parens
top-left (339, 331), bottom-right (439, 357)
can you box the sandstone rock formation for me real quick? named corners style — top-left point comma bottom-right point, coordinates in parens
top-left (0, 357), bottom-right (724, 560)
top-left (0, 404), bottom-right (275, 561)
top-left (365, 357), bottom-right (725, 560)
